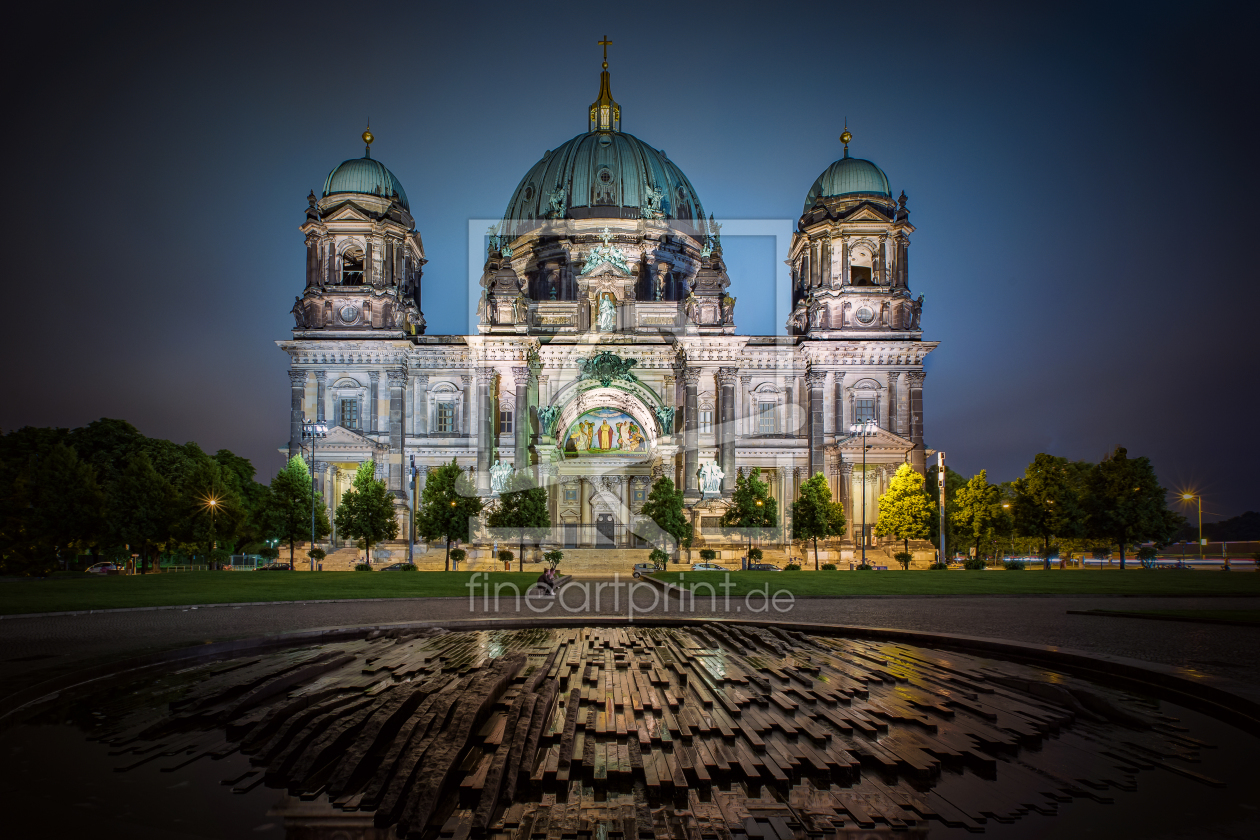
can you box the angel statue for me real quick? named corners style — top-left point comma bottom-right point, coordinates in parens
top-left (698, 462), bottom-right (725, 496)
top-left (489, 460), bottom-right (513, 494)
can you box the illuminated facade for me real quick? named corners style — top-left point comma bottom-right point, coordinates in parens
top-left (278, 56), bottom-right (936, 562)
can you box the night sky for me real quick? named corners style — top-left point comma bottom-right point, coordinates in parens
top-left (2, 1), bottom-right (1256, 519)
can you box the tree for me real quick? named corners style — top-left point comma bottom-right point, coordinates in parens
top-left (791, 472), bottom-right (846, 570)
top-left (1011, 453), bottom-right (1087, 570)
top-left (334, 461), bottom-right (399, 564)
top-left (269, 456), bottom-right (330, 564)
top-left (720, 468), bottom-right (779, 563)
top-left (638, 476), bottom-right (692, 558)
top-left (109, 450), bottom-right (176, 574)
top-left (415, 460), bottom-right (483, 571)
top-left (486, 473), bottom-right (550, 572)
top-left (178, 452), bottom-right (246, 563)
top-left (875, 464), bottom-right (934, 560)
top-left (1084, 447), bottom-right (1182, 570)
top-left (951, 470), bottom-right (1003, 564)
top-left (2, 443), bottom-right (106, 576)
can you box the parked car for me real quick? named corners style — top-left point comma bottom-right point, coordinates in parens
top-left (379, 563), bottom-right (413, 571)
top-left (690, 563), bottom-right (725, 571)
top-left (747, 563), bottom-right (781, 571)
top-left (631, 563), bottom-right (657, 578)
top-left (85, 561), bottom-right (119, 574)
top-left (256, 562), bottom-right (293, 571)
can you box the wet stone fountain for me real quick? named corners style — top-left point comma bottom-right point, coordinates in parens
top-left (3, 624), bottom-right (1256, 839)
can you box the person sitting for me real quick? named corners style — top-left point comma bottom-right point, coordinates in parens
top-left (536, 566), bottom-right (558, 595)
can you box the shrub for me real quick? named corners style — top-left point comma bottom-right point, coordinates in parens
top-left (747, 547), bottom-right (764, 562)
top-left (928, 562), bottom-right (949, 570)
top-left (354, 563), bottom-right (373, 572)
top-left (449, 549), bottom-right (467, 566)
top-left (498, 549), bottom-right (514, 565)
top-left (258, 546), bottom-right (280, 561)
top-left (855, 563), bottom-right (874, 571)
top-left (1003, 559), bottom-right (1026, 570)
top-left (963, 557), bottom-right (987, 570)
top-left (893, 551), bottom-right (913, 570)
top-left (399, 563), bottom-right (417, 572)
top-left (308, 547), bottom-right (326, 561)
top-left (543, 550), bottom-right (563, 570)
top-left (648, 549), bottom-right (669, 571)
top-left (783, 563), bottom-right (802, 571)
top-left (1137, 546), bottom-right (1157, 569)
top-left (820, 563), bottom-right (837, 571)
top-left (699, 549), bottom-right (717, 562)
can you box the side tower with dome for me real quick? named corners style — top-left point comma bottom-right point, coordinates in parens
top-left (277, 49), bottom-right (938, 570)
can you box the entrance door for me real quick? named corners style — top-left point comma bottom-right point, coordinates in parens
top-left (564, 524), bottom-right (578, 549)
top-left (595, 514), bottom-right (615, 548)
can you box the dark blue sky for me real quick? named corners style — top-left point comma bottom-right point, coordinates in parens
top-left (2, 1), bottom-right (1256, 519)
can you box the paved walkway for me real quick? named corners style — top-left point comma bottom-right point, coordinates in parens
top-left (3, 593), bottom-right (1258, 702)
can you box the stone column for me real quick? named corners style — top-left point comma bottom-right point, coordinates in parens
top-left (513, 366), bottom-right (531, 471)
top-left (784, 374), bottom-right (796, 435)
top-left (414, 373), bottom-right (429, 436)
top-left (806, 369), bottom-right (826, 480)
top-left (288, 369), bottom-right (306, 459)
top-left (415, 464), bottom-right (428, 511)
top-left (387, 368), bottom-right (406, 494)
top-left (907, 371), bottom-right (926, 473)
top-left (460, 374), bottom-right (473, 437)
top-left (839, 463), bottom-right (853, 540)
top-left (681, 367), bottom-right (701, 497)
top-left (739, 375), bottom-right (752, 437)
top-left (880, 379), bottom-right (892, 432)
top-left (315, 371), bottom-right (326, 423)
top-left (476, 369), bottom-right (497, 494)
top-left (717, 367), bottom-right (738, 493)
top-left (840, 237), bottom-right (850, 286)
top-left (834, 371), bottom-right (847, 434)
top-left (887, 372), bottom-right (901, 436)
top-left (369, 371), bottom-right (380, 433)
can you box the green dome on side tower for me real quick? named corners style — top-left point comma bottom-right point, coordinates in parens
top-left (322, 130), bottom-right (409, 210)
top-left (802, 128), bottom-right (890, 213)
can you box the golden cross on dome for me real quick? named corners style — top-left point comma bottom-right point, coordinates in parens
top-left (598, 35), bottom-right (612, 68)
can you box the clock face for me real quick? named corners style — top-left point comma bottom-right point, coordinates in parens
top-left (855, 306), bottom-right (875, 325)
top-left (339, 304), bottom-right (360, 324)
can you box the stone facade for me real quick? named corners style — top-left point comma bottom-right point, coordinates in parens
top-left (279, 65), bottom-right (937, 563)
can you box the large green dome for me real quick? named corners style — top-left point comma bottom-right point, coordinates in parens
top-left (323, 157), bottom-right (409, 210)
top-left (502, 130), bottom-right (705, 234)
top-left (803, 154), bottom-right (890, 212)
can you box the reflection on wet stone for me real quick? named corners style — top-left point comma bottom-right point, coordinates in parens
top-left (54, 625), bottom-right (1240, 838)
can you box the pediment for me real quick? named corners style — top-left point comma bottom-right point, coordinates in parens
top-left (843, 205), bottom-right (891, 222)
top-left (325, 203), bottom-right (372, 222)
top-left (320, 425), bottom-right (379, 449)
top-left (832, 426), bottom-right (914, 453)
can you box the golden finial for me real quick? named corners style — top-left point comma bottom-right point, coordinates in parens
top-left (840, 120), bottom-right (852, 158)
top-left (598, 35), bottom-right (612, 69)
top-left (362, 123), bottom-right (374, 158)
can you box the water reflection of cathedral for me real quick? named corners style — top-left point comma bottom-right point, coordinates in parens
top-left (279, 45), bottom-right (936, 560)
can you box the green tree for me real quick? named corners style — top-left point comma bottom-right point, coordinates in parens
top-left (415, 460), bottom-right (483, 571)
top-left (1084, 446), bottom-right (1182, 570)
top-left (791, 472), bottom-right (846, 570)
top-left (178, 452), bottom-right (246, 563)
top-left (638, 476), bottom-right (692, 558)
top-left (213, 449), bottom-right (270, 548)
top-left (875, 464), bottom-right (934, 559)
top-left (334, 461), bottom-right (399, 564)
top-left (269, 455), bottom-right (330, 564)
top-left (109, 451), bottom-right (176, 574)
top-left (2, 443), bottom-right (106, 576)
top-left (1012, 453), bottom-right (1087, 570)
top-left (720, 467), bottom-right (779, 563)
top-left (951, 470), bottom-right (1003, 564)
top-left (487, 472), bottom-right (551, 571)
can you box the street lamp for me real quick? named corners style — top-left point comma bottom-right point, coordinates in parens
top-left (1181, 492), bottom-right (1203, 567)
top-left (302, 418), bottom-right (329, 571)
top-left (849, 419), bottom-right (878, 568)
top-left (202, 496), bottom-right (220, 569)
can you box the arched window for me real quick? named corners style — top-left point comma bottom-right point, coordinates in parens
top-left (341, 246), bottom-right (364, 285)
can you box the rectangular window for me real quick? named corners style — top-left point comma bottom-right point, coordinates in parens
top-left (499, 407), bottom-right (513, 435)
top-left (340, 399), bottom-right (359, 430)
top-left (701, 516), bottom-right (723, 530)
top-left (632, 488), bottom-right (646, 504)
top-left (699, 410), bottom-right (712, 434)
top-left (563, 486), bottom-right (578, 502)
top-left (435, 402), bottom-right (454, 434)
top-left (854, 399), bottom-right (876, 424)
top-left (757, 402), bottom-right (776, 435)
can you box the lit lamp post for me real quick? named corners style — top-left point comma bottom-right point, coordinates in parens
top-left (1181, 493), bottom-right (1202, 568)
top-left (849, 419), bottom-right (877, 568)
top-left (203, 496), bottom-right (219, 570)
top-left (302, 418), bottom-right (329, 571)
top-left (1002, 502), bottom-right (1012, 565)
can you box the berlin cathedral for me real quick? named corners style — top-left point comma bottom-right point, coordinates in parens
top-left (280, 47), bottom-right (937, 567)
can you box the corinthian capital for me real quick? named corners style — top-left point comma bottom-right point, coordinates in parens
top-left (716, 367), bottom-right (739, 387)
top-left (512, 366), bottom-right (533, 387)
top-left (288, 369), bottom-right (308, 387)
top-left (680, 367), bottom-right (702, 386)
top-left (476, 368), bottom-right (498, 385)
top-left (804, 369), bottom-right (828, 389)
top-left (387, 368), bottom-right (407, 386)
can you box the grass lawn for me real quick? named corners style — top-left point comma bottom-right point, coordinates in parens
top-left (653, 569), bottom-right (1260, 599)
top-left (0, 571), bottom-right (543, 616)
top-left (1070, 609), bottom-right (1260, 626)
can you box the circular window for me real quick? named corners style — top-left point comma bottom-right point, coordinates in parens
top-left (338, 304), bottom-right (360, 324)
top-left (599, 168), bottom-right (613, 184)
top-left (855, 306), bottom-right (875, 325)
top-left (524, 185), bottom-right (535, 202)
